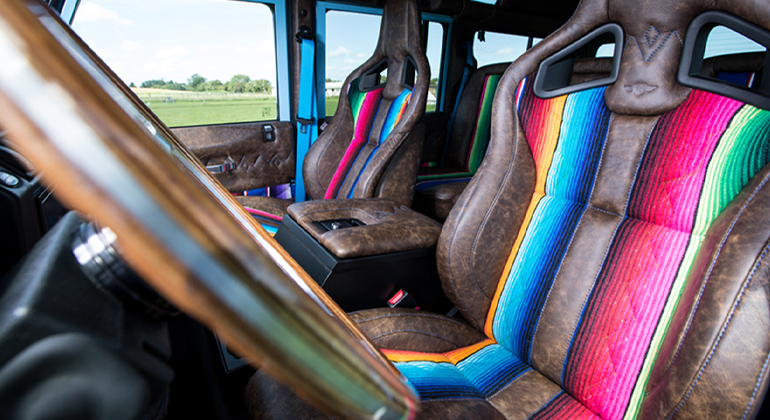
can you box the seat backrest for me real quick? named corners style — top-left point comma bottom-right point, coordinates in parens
top-left (302, 0), bottom-right (428, 205)
top-left (702, 51), bottom-right (765, 87)
top-left (435, 0), bottom-right (770, 417)
top-left (441, 62), bottom-right (510, 176)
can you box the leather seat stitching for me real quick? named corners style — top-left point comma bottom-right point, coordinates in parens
top-left (587, 205), bottom-right (622, 218)
top-left (352, 311), bottom-right (472, 326)
top-left (468, 101), bottom-right (524, 304)
top-left (531, 112), bottom-right (614, 356)
top-left (444, 168), bottom-right (483, 326)
top-left (742, 351), bottom-right (770, 420)
top-left (627, 30), bottom-right (683, 63)
top-left (649, 170), bottom-right (770, 392)
top-left (486, 366), bottom-right (533, 399)
top-left (370, 329), bottom-right (463, 347)
top-left (664, 242), bottom-right (770, 420)
top-left (558, 119), bottom-right (658, 381)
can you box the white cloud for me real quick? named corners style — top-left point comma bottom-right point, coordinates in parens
top-left (329, 45), bottom-right (354, 57)
top-left (495, 47), bottom-right (517, 56)
top-left (76, 2), bottom-right (132, 25)
top-left (155, 45), bottom-right (189, 58)
top-left (198, 42), bottom-right (227, 53)
top-left (120, 40), bottom-right (141, 51)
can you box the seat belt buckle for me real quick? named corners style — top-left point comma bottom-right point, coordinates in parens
top-left (206, 158), bottom-right (236, 174)
top-left (387, 288), bottom-right (418, 309)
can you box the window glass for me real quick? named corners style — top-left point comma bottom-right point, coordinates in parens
top-left (595, 43), bottom-right (615, 57)
top-left (473, 32), bottom-right (530, 67)
top-left (71, 0), bottom-right (278, 127)
top-left (698, 25), bottom-right (766, 89)
top-left (425, 21), bottom-right (444, 112)
top-left (324, 10), bottom-right (381, 115)
top-left (704, 26), bottom-right (765, 58)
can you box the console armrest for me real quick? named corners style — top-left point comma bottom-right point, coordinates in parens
top-left (287, 198), bottom-right (441, 259)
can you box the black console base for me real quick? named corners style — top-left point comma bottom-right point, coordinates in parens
top-left (275, 216), bottom-right (453, 313)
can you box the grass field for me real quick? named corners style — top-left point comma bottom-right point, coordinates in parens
top-left (133, 88), bottom-right (434, 127)
top-left (133, 87), bottom-right (278, 127)
top-left (146, 100), bottom-right (277, 127)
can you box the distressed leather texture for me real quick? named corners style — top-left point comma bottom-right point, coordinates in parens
top-left (376, 123), bottom-right (425, 206)
top-left (287, 198), bottom-right (441, 258)
top-left (302, 0), bottom-right (429, 203)
top-left (238, 196), bottom-right (292, 217)
top-left (413, 181), bottom-right (468, 221)
top-left (174, 122), bottom-right (295, 192)
top-left (236, 0), bottom-right (428, 218)
top-left (442, 63), bottom-right (511, 172)
top-left (349, 308), bottom-right (486, 353)
top-left (414, 63), bottom-right (510, 220)
top-left (246, 0), bottom-right (770, 419)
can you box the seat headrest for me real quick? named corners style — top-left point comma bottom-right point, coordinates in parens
top-left (512, 0), bottom-right (770, 115)
top-left (374, 0), bottom-right (428, 99)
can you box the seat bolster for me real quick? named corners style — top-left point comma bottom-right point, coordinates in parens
top-left (641, 165), bottom-right (770, 419)
top-left (245, 371), bottom-right (507, 420)
top-left (245, 372), bottom-right (333, 420)
top-left (434, 0), bottom-right (612, 330)
top-left (302, 91), bottom-right (356, 200)
top-left (349, 308), bottom-right (487, 353)
top-left (414, 181), bottom-right (469, 221)
top-left (236, 196), bottom-right (292, 218)
top-left (375, 123), bottom-right (425, 207)
top-left (443, 63), bottom-right (510, 171)
top-left (438, 115), bottom-right (536, 330)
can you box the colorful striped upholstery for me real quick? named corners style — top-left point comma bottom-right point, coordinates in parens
top-left (385, 76), bottom-right (770, 419)
top-left (417, 73), bottom-right (502, 182)
top-left (324, 78), bottom-right (413, 199)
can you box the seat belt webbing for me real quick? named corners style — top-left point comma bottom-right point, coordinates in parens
top-left (295, 30), bottom-right (318, 202)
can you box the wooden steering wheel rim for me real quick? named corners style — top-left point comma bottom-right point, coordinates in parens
top-left (0, 1), bottom-right (419, 419)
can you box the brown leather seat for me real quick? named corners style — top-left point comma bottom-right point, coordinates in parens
top-left (239, 0), bottom-right (429, 228)
top-left (246, 0), bottom-right (770, 418)
top-left (414, 63), bottom-right (509, 221)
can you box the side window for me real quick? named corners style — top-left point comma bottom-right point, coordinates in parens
top-left (595, 42), bottom-right (616, 57)
top-left (324, 10), bottom-right (381, 116)
top-left (704, 25), bottom-right (766, 57)
top-left (473, 31), bottom-right (531, 66)
top-left (71, 0), bottom-right (278, 128)
top-left (678, 12), bottom-right (770, 110)
top-left (425, 21), bottom-right (445, 112)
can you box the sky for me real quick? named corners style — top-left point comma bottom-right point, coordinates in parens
top-left (71, 0), bottom-right (278, 86)
top-left (71, 0), bottom-right (449, 89)
top-left (70, 0), bottom-right (765, 88)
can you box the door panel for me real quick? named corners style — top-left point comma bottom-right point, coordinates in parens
top-left (173, 122), bottom-right (295, 192)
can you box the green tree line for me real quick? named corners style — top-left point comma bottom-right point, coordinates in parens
top-left (137, 73), bottom-right (272, 94)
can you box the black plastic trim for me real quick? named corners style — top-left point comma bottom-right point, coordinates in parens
top-left (402, 56), bottom-right (417, 91)
top-left (359, 58), bottom-right (389, 92)
top-left (678, 11), bottom-right (770, 110)
top-left (534, 24), bottom-right (623, 99)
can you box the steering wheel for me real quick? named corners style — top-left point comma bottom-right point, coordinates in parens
top-left (0, 1), bottom-right (419, 419)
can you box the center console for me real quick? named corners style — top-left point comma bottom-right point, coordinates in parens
top-left (274, 198), bottom-right (452, 313)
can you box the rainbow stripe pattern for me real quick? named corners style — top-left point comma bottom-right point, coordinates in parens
top-left (324, 78), bottom-right (412, 199)
top-left (386, 76), bottom-right (770, 419)
top-left (417, 74), bottom-right (502, 182)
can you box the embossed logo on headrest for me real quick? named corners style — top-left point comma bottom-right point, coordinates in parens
top-left (624, 83), bottom-right (658, 96)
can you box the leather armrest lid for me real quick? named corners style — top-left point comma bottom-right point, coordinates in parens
top-left (287, 198), bottom-right (442, 258)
